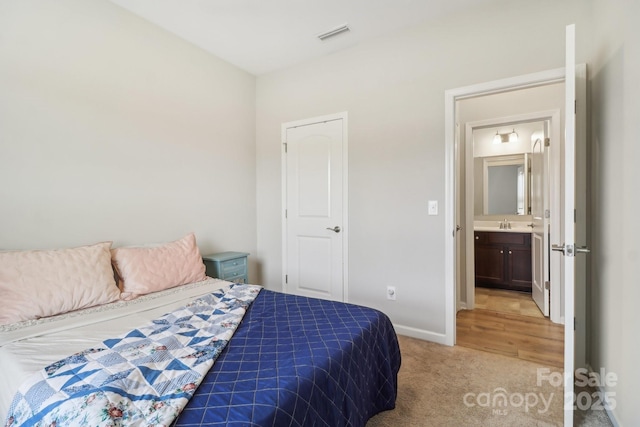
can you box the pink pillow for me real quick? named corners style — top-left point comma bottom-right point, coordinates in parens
top-left (111, 233), bottom-right (206, 300)
top-left (0, 242), bottom-right (121, 325)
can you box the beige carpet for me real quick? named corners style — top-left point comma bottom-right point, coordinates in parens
top-left (367, 335), bottom-right (613, 427)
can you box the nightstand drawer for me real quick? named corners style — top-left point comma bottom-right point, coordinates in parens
top-left (220, 263), bottom-right (245, 279)
top-left (220, 257), bottom-right (247, 274)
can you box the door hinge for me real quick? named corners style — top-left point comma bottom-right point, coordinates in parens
top-left (574, 209), bottom-right (577, 223)
top-left (544, 209), bottom-right (550, 219)
top-left (544, 137), bottom-right (550, 147)
top-left (285, 209), bottom-right (287, 219)
top-left (283, 142), bottom-right (288, 153)
top-left (285, 274), bottom-right (288, 284)
top-left (574, 100), bottom-right (577, 114)
top-left (574, 317), bottom-right (576, 330)
top-left (544, 281), bottom-right (550, 290)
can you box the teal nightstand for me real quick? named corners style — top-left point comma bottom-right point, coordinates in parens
top-left (202, 251), bottom-right (249, 283)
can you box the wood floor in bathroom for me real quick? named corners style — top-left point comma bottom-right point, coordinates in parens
top-left (456, 288), bottom-right (564, 368)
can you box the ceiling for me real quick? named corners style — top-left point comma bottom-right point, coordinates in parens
top-left (110, 0), bottom-right (490, 76)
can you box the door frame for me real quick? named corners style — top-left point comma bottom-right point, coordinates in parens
top-left (445, 67), bottom-right (566, 346)
top-left (462, 109), bottom-right (561, 324)
top-left (281, 112), bottom-right (349, 300)
top-left (446, 64), bottom-right (587, 423)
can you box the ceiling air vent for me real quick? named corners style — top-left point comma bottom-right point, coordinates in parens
top-left (317, 24), bottom-right (350, 41)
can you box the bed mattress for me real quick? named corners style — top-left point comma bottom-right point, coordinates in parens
top-left (1, 280), bottom-right (400, 426)
top-left (0, 278), bottom-right (228, 419)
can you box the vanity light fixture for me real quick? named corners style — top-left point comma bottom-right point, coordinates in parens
top-left (492, 128), bottom-right (519, 144)
top-left (508, 128), bottom-right (519, 143)
top-left (493, 130), bottom-right (512, 144)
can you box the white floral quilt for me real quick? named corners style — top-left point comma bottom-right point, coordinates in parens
top-left (5, 284), bottom-right (261, 427)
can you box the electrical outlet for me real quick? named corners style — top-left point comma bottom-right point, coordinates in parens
top-left (387, 286), bottom-right (396, 301)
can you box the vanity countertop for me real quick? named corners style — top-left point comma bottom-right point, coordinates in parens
top-left (473, 221), bottom-right (533, 233)
top-left (474, 226), bottom-right (533, 233)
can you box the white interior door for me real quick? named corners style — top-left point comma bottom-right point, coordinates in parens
top-left (557, 24), bottom-right (587, 427)
top-left (283, 115), bottom-right (346, 301)
top-left (531, 123), bottom-right (550, 316)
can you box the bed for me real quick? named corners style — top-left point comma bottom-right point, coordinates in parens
top-left (175, 285), bottom-right (400, 427)
top-left (0, 236), bottom-right (400, 426)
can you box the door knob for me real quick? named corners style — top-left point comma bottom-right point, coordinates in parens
top-left (552, 243), bottom-right (590, 256)
top-left (326, 226), bottom-right (341, 233)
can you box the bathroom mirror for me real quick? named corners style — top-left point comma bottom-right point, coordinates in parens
top-left (477, 154), bottom-right (529, 216)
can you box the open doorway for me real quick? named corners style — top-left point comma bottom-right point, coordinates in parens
top-left (455, 83), bottom-right (565, 319)
top-left (465, 116), bottom-right (558, 319)
top-left (454, 82), bottom-right (566, 366)
top-left (469, 119), bottom-right (549, 315)
top-left (445, 30), bottom-right (587, 426)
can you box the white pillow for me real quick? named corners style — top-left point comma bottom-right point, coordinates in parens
top-left (0, 242), bottom-right (121, 325)
top-left (111, 233), bottom-right (207, 301)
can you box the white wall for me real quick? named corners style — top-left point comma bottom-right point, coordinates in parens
top-left (256, 0), bottom-right (592, 341)
top-left (589, 0), bottom-right (640, 425)
top-left (0, 0), bottom-right (258, 277)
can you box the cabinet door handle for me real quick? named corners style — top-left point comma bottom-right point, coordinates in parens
top-left (509, 250), bottom-right (512, 254)
top-left (500, 250), bottom-right (503, 254)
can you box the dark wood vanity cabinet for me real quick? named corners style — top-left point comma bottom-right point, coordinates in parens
top-left (474, 231), bottom-right (532, 292)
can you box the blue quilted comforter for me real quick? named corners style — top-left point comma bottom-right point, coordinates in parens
top-left (174, 290), bottom-right (401, 427)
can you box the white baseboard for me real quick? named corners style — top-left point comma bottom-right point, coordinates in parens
top-left (393, 324), bottom-right (450, 346)
top-left (585, 364), bottom-right (620, 427)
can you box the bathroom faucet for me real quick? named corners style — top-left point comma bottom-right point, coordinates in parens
top-left (499, 218), bottom-right (510, 229)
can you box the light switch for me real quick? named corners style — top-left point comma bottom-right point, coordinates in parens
top-left (428, 200), bottom-right (438, 215)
